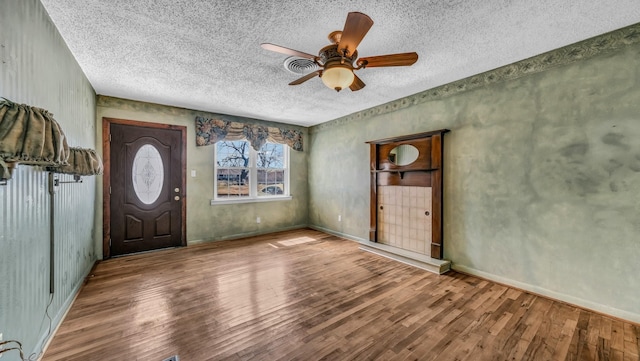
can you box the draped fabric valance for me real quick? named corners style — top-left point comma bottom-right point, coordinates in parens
top-left (195, 116), bottom-right (303, 152)
top-left (0, 98), bottom-right (104, 182)
top-left (47, 147), bottom-right (103, 176)
top-left (0, 98), bottom-right (69, 167)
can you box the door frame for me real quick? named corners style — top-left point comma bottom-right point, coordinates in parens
top-left (102, 117), bottom-right (187, 259)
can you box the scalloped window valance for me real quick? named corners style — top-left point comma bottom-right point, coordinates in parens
top-left (195, 116), bottom-right (303, 152)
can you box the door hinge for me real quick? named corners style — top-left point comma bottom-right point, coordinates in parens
top-left (109, 133), bottom-right (112, 142)
top-left (109, 238), bottom-right (112, 247)
top-left (109, 186), bottom-right (111, 194)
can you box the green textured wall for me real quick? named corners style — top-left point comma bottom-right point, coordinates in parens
top-left (0, 0), bottom-right (97, 360)
top-left (96, 97), bottom-right (309, 256)
top-left (309, 25), bottom-right (640, 322)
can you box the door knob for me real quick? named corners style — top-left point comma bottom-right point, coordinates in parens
top-left (174, 188), bottom-right (180, 192)
top-left (174, 196), bottom-right (180, 201)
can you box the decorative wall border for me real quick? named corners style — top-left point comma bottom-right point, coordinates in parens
top-left (96, 95), bottom-right (308, 135)
top-left (311, 22), bottom-right (640, 134)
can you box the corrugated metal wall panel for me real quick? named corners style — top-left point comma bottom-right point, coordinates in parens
top-left (52, 173), bottom-right (97, 299)
top-left (0, 0), bottom-right (97, 360)
top-left (0, 166), bottom-right (51, 359)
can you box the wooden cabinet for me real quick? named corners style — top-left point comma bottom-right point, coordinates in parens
top-left (366, 130), bottom-right (449, 260)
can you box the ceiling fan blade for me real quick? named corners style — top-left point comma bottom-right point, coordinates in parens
top-left (261, 43), bottom-right (316, 60)
top-left (357, 52), bottom-right (419, 68)
top-left (338, 12), bottom-right (373, 57)
top-left (289, 70), bottom-right (321, 85)
top-left (349, 74), bottom-right (366, 91)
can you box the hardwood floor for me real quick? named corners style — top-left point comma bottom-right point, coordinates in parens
top-left (43, 229), bottom-right (639, 361)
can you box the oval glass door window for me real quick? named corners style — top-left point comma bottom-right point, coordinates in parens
top-left (389, 144), bottom-right (419, 166)
top-left (132, 144), bottom-right (164, 204)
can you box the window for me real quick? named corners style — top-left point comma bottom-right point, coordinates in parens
top-left (213, 140), bottom-right (289, 203)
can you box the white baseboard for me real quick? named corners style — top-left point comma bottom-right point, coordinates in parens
top-left (188, 224), bottom-right (309, 245)
top-left (308, 225), bottom-right (450, 274)
top-left (310, 225), bottom-right (640, 323)
top-left (36, 260), bottom-right (96, 360)
top-left (307, 225), bottom-right (367, 243)
top-left (452, 264), bottom-right (640, 324)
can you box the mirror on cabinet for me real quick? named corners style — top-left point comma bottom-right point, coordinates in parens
top-left (388, 144), bottom-right (419, 166)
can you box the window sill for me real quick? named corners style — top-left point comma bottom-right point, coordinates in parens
top-left (210, 196), bottom-right (292, 206)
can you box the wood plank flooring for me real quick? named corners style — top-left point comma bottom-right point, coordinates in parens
top-left (43, 229), bottom-right (640, 361)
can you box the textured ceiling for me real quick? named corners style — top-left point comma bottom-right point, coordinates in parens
top-left (40, 0), bottom-right (640, 127)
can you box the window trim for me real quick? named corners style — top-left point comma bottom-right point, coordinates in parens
top-left (212, 141), bottom-right (290, 204)
top-left (210, 195), bottom-right (292, 206)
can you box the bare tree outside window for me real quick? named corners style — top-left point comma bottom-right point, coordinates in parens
top-left (216, 141), bottom-right (250, 197)
top-left (215, 141), bottom-right (288, 199)
top-left (257, 143), bottom-right (285, 196)
top-left (257, 143), bottom-right (284, 168)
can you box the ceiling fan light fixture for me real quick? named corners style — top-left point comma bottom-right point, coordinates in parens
top-left (262, 12), bottom-right (417, 92)
top-left (321, 64), bottom-right (354, 92)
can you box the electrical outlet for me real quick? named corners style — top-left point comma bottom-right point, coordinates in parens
top-left (256, 216), bottom-right (261, 224)
top-left (338, 215), bottom-right (342, 222)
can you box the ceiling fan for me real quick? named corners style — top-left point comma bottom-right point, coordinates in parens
top-left (261, 12), bottom-right (418, 92)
